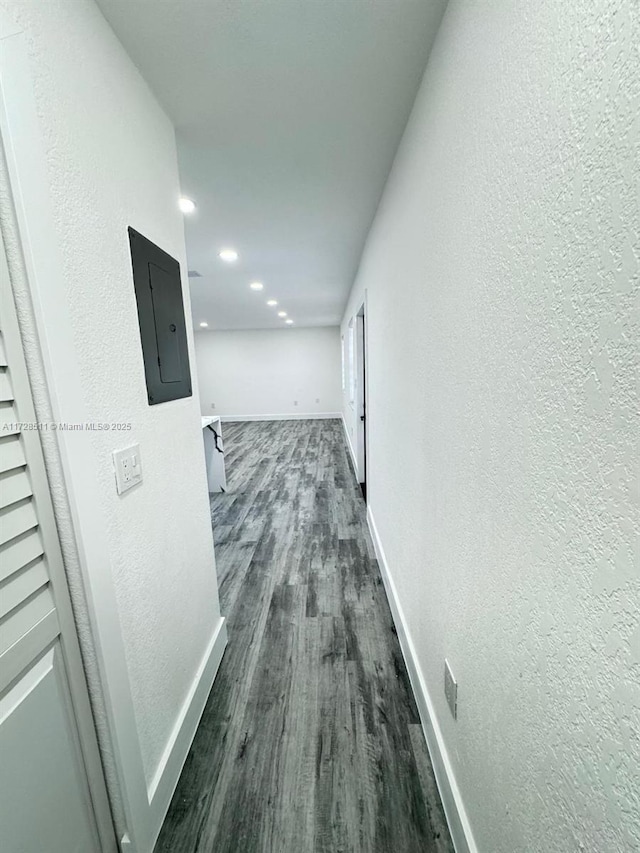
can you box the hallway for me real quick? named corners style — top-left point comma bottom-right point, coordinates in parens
top-left (155, 419), bottom-right (453, 853)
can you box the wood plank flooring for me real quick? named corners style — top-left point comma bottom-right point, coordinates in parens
top-left (155, 419), bottom-right (453, 853)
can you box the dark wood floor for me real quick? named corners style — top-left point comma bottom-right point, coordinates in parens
top-left (155, 419), bottom-right (453, 853)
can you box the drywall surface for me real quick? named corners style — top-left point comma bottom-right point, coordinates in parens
top-left (342, 2), bottom-right (640, 852)
top-left (3, 0), bottom-right (221, 789)
top-left (194, 326), bottom-right (342, 418)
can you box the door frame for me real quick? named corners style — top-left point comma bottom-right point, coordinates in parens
top-left (355, 299), bottom-right (368, 501)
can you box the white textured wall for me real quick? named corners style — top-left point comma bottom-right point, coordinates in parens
top-left (3, 0), bottom-right (222, 787)
top-left (343, 2), bottom-right (640, 852)
top-left (195, 326), bottom-right (342, 418)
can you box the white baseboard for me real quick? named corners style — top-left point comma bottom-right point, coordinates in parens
top-left (366, 507), bottom-right (478, 853)
top-left (341, 414), bottom-right (359, 480)
top-left (219, 412), bottom-right (341, 422)
top-left (147, 617), bottom-right (228, 845)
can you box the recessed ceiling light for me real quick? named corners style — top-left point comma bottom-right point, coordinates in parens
top-left (277, 311), bottom-right (287, 318)
top-left (179, 197), bottom-right (196, 214)
top-left (249, 281), bottom-right (264, 291)
top-left (199, 321), bottom-right (208, 328)
top-left (285, 319), bottom-right (294, 325)
top-left (218, 248), bottom-right (238, 262)
top-left (267, 299), bottom-right (278, 307)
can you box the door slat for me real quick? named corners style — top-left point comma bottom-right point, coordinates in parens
top-left (0, 559), bottom-right (49, 620)
top-left (0, 434), bottom-right (26, 473)
top-left (0, 498), bottom-right (38, 546)
top-left (0, 466), bottom-right (32, 510)
top-left (0, 528), bottom-right (44, 584)
top-left (0, 584), bottom-right (55, 656)
top-left (0, 368), bottom-right (12, 402)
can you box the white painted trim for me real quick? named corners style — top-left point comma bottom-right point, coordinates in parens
top-left (147, 618), bottom-right (227, 846)
top-left (341, 413), bottom-right (359, 479)
top-left (219, 412), bottom-right (341, 422)
top-left (366, 506), bottom-right (478, 853)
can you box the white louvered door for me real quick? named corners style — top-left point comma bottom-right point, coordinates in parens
top-left (0, 234), bottom-right (113, 852)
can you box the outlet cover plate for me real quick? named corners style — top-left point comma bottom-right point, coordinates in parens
top-left (444, 659), bottom-right (457, 719)
top-left (113, 444), bottom-right (142, 495)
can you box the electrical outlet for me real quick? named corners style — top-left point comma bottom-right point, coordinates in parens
top-left (211, 402), bottom-right (216, 409)
top-left (113, 445), bottom-right (142, 495)
top-left (293, 400), bottom-right (298, 406)
top-left (444, 659), bottom-right (457, 719)
top-left (315, 398), bottom-right (320, 403)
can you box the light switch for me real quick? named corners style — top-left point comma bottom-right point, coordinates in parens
top-left (113, 444), bottom-right (142, 495)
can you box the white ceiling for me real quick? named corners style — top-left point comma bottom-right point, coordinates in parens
top-left (97, 0), bottom-right (447, 330)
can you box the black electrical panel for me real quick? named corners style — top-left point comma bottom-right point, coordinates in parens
top-left (128, 227), bottom-right (192, 405)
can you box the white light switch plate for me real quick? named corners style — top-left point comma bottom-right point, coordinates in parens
top-left (113, 444), bottom-right (142, 495)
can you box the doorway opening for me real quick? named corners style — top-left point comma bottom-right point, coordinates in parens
top-left (355, 302), bottom-right (367, 501)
